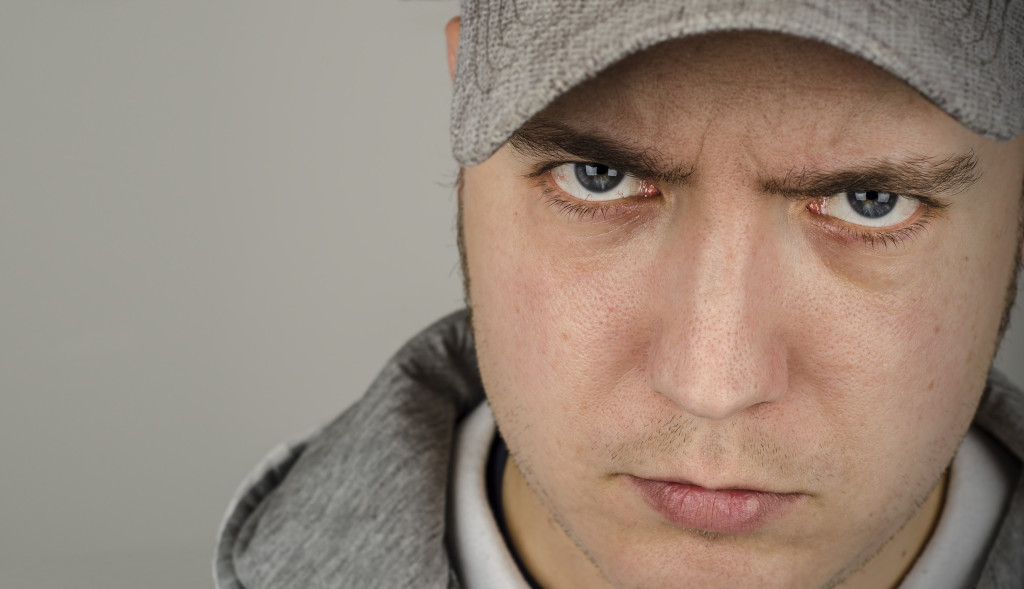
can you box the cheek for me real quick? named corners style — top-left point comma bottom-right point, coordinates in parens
top-left (896, 199), bottom-right (1019, 404)
top-left (789, 205), bottom-right (1017, 504)
top-left (466, 192), bottom-right (656, 449)
top-left (461, 175), bottom-right (678, 495)
top-left (790, 280), bottom-right (966, 490)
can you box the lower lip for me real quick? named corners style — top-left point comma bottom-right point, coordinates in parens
top-left (627, 476), bottom-right (801, 535)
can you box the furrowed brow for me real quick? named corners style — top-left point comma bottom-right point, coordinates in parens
top-left (763, 152), bottom-right (981, 200)
top-left (508, 119), bottom-right (694, 184)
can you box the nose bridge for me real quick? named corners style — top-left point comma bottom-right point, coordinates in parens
top-left (647, 203), bottom-right (787, 420)
top-left (692, 211), bottom-right (758, 301)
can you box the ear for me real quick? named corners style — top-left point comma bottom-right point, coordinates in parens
top-left (445, 17), bottom-right (461, 83)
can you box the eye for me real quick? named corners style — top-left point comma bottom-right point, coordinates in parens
top-left (550, 163), bottom-right (654, 202)
top-left (818, 190), bottom-right (921, 228)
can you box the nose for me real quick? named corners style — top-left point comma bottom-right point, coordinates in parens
top-left (646, 210), bottom-right (788, 420)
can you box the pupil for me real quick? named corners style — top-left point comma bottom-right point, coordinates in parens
top-left (848, 191), bottom-right (897, 218)
top-left (574, 163), bottom-right (624, 193)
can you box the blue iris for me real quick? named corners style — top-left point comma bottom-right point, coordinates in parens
top-left (847, 191), bottom-right (897, 218)
top-left (574, 163), bottom-right (623, 193)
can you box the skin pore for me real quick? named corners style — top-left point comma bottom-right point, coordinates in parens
top-left (447, 19), bottom-right (1024, 589)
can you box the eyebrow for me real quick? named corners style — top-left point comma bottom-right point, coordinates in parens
top-left (508, 119), bottom-right (695, 184)
top-left (509, 119), bottom-right (983, 200)
top-left (762, 152), bottom-right (982, 200)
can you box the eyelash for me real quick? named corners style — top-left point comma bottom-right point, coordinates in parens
top-left (540, 185), bottom-right (621, 221)
top-left (804, 195), bottom-right (940, 250)
top-left (528, 161), bottom-right (657, 222)
top-left (528, 161), bottom-right (939, 249)
top-left (822, 208), bottom-right (936, 249)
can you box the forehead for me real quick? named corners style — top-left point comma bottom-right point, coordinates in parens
top-left (536, 32), bottom-right (964, 166)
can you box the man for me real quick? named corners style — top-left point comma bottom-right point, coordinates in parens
top-left (215, 2), bottom-right (1024, 588)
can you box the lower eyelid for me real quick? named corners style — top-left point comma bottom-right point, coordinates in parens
top-left (537, 181), bottom-right (655, 225)
top-left (805, 200), bottom-right (935, 249)
top-left (542, 188), bottom-right (615, 222)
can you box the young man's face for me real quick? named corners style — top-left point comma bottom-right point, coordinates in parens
top-left (459, 33), bottom-right (1024, 588)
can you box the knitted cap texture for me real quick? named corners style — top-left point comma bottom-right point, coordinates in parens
top-left (450, 0), bottom-right (1024, 165)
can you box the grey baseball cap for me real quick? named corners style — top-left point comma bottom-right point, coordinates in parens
top-left (449, 0), bottom-right (1024, 166)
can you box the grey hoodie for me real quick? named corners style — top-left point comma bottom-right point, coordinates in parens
top-left (214, 310), bottom-right (1024, 588)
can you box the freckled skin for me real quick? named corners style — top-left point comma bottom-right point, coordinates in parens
top-left (459, 32), bottom-right (1024, 589)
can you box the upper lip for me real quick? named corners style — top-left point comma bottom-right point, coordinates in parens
top-left (626, 474), bottom-right (800, 496)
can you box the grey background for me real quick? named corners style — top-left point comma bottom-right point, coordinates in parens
top-left (1, 2), bottom-right (1021, 588)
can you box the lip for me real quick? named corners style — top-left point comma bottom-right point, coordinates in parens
top-left (626, 475), bottom-right (803, 535)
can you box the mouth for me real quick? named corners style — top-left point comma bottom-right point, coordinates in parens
top-left (626, 475), bottom-right (804, 535)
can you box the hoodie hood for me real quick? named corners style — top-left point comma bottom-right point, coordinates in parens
top-left (215, 311), bottom-right (483, 588)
